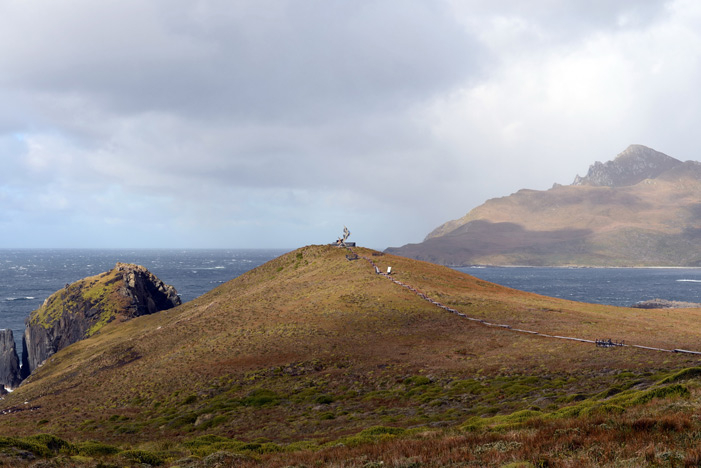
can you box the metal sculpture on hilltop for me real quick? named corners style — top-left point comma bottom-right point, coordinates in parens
top-left (337, 226), bottom-right (351, 247)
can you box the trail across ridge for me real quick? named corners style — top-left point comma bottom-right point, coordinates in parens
top-left (349, 248), bottom-right (701, 357)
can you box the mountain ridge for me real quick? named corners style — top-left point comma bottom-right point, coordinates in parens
top-left (388, 145), bottom-right (701, 266)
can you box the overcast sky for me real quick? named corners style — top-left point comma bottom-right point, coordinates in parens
top-left (1, 0), bottom-right (700, 249)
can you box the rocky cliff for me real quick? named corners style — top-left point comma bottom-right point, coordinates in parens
top-left (387, 145), bottom-right (701, 266)
top-left (0, 329), bottom-right (21, 390)
top-left (18, 263), bottom-right (180, 381)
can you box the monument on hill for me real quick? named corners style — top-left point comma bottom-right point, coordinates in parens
top-left (335, 226), bottom-right (355, 247)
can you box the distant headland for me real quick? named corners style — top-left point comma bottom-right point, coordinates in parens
top-left (387, 145), bottom-right (701, 267)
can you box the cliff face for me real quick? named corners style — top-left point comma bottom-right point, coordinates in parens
top-left (116, 262), bottom-right (182, 316)
top-left (388, 145), bottom-right (701, 266)
top-left (0, 330), bottom-right (21, 389)
top-left (20, 263), bottom-right (181, 379)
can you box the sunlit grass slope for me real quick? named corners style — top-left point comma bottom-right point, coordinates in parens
top-left (1, 245), bottom-right (701, 466)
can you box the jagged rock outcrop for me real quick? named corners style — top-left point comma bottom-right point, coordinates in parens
top-left (116, 263), bottom-right (181, 316)
top-left (20, 263), bottom-right (181, 380)
top-left (388, 145), bottom-right (701, 266)
top-left (572, 145), bottom-right (682, 187)
top-left (0, 330), bottom-right (21, 389)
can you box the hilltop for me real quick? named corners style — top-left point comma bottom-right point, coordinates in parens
top-left (2, 245), bottom-right (701, 466)
top-left (387, 145), bottom-right (701, 266)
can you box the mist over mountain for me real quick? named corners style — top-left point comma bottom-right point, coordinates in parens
top-left (387, 145), bottom-right (701, 266)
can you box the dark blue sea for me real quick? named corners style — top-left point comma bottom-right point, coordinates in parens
top-left (0, 249), bottom-right (288, 358)
top-left (455, 266), bottom-right (701, 307)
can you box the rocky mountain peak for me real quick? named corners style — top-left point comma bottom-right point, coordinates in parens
top-left (572, 144), bottom-right (682, 187)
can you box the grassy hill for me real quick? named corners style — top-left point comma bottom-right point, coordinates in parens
top-left (2, 245), bottom-right (701, 466)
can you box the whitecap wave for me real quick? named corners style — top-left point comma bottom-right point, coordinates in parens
top-left (5, 296), bottom-right (36, 301)
top-left (676, 279), bottom-right (701, 283)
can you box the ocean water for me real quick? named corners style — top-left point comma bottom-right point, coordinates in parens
top-left (455, 266), bottom-right (701, 307)
top-left (0, 249), bottom-right (288, 357)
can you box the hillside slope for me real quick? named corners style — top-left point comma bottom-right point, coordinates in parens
top-left (1, 244), bottom-right (701, 458)
top-left (387, 145), bottom-right (701, 266)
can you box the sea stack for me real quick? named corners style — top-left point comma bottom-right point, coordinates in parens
top-left (20, 263), bottom-right (181, 380)
top-left (0, 329), bottom-right (21, 389)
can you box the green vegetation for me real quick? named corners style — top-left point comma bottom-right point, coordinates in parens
top-left (75, 440), bottom-right (121, 456)
top-left (0, 366), bottom-right (698, 467)
top-left (241, 388), bottom-right (280, 407)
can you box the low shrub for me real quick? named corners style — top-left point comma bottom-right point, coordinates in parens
top-left (629, 385), bottom-right (689, 406)
top-left (26, 434), bottom-right (72, 454)
top-left (0, 434), bottom-right (72, 458)
top-left (580, 404), bottom-right (625, 417)
top-left (181, 394), bottom-right (198, 405)
top-left (241, 389), bottom-right (280, 407)
top-left (659, 367), bottom-right (701, 384)
top-left (462, 409), bottom-right (543, 432)
top-left (405, 376), bottom-right (431, 386)
top-left (315, 394), bottom-right (335, 404)
top-left (76, 440), bottom-right (121, 456)
top-left (120, 449), bottom-right (164, 466)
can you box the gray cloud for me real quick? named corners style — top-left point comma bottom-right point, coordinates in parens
top-left (0, 0), bottom-right (481, 123)
top-left (1, 0), bottom-right (700, 249)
